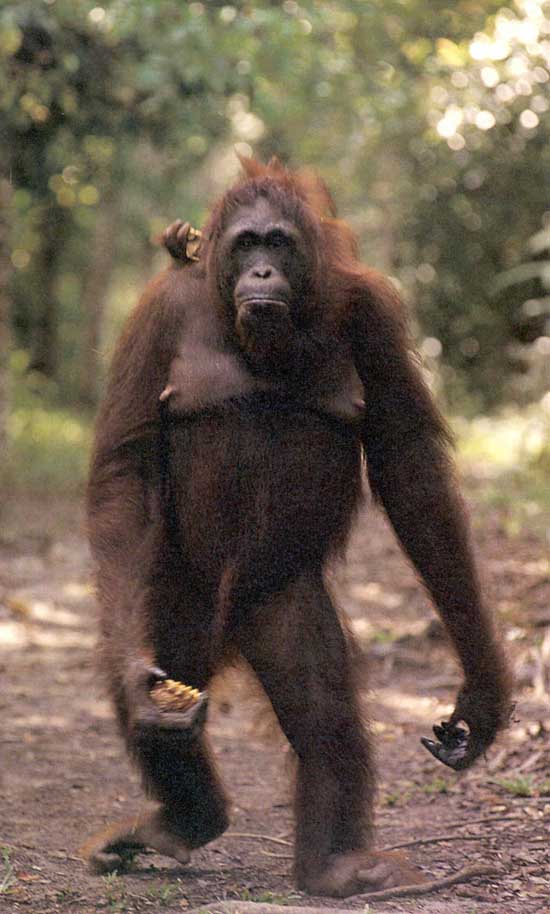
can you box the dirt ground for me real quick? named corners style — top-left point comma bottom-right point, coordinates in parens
top-left (1, 488), bottom-right (549, 914)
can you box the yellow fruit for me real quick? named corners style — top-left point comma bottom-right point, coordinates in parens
top-left (151, 679), bottom-right (201, 712)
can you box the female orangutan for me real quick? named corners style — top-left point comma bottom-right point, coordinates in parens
top-left (82, 158), bottom-right (511, 897)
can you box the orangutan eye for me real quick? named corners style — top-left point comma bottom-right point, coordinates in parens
top-left (266, 230), bottom-right (291, 249)
top-left (235, 231), bottom-right (259, 250)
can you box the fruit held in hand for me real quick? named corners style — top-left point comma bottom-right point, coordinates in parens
top-left (150, 679), bottom-right (202, 713)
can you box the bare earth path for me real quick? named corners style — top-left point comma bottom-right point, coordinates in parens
top-left (1, 491), bottom-right (549, 914)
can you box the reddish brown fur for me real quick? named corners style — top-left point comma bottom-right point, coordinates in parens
top-left (85, 158), bottom-right (512, 896)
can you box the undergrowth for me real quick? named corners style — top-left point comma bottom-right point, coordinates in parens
top-left (4, 363), bottom-right (550, 537)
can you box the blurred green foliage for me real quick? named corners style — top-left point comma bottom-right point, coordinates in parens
top-left (6, 351), bottom-right (92, 493)
top-left (455, 398), bottom-right (550, 536)
top-left (1, 0), bottom-right (549, 415)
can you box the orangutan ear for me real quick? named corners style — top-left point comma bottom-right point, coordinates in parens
top-left (236, 153), bottom-right (288, 180)
top-left (236, 153), bottom-right (265, 179)
top-left (266, 155), bottom-right (285, 174)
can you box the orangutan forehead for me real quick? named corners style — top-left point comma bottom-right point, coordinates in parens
top-left (223, 196), bottom-right (303, 239)
top-left (220, 178), bottom-right (316, 225)
top-left (225, 196), bottom-right (288, 227)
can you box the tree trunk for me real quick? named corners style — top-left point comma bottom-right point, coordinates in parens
top-left (79, 193), bottom-right (119, 404)
top-left (28, 204), bottom-right (68, 378)
top-left (0, 178), bottom-right (13, 496)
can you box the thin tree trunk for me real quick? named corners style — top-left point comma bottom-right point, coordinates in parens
top-left (0, 177), bottom-right (12, 482)
top-left (28, 204), bottom-right (68, 378)
top-left (0, 178), bottom-right (11, 456)
top-left (79, 193), bottom-right (119, 405)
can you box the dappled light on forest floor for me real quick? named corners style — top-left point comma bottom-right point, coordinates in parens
top-left (456, 405), bottom-right (550, 473)
top-left (348, 581), bottom-right (404, 610)
top-left (373, 689), bottom-right (451, 723)
top-left (1, 486), bottom-right (548, 911)
top-left (1, 0), bottom-right (550, 906)
top-left (0, 589), bottom-right (95, 651)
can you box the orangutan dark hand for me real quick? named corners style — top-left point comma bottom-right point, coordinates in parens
top-left (421, 720), bottom-right (469, 768)
top-left (422, 679), bottom-right (512, 770)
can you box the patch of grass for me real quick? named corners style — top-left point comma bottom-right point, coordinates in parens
top-left (102, 872), bottom-right (128, 912)
top-left (146, 882), bottom-right (180, 905)
top-left (0, 847), bottom-right (16, 896)
top-left (455, 406), bottom-right (549, 471)
top-left (454, 406), bottom-right (550, 536)
top-left (496, 776), bottom-right (534, 798)
top-left (235, 889), bottom-right (292, 904)
top-left (383, 788), bottom-right (412, 807)
top-left (252, 891), bottom-right (291, 904)
top-left (475, 476), bottom-right (550, 539)
top-left (7, 389), bottom-right (93, 495)
top-left (371, 628), bottom-right (399, 644)
top-left (54, 887), bottom-right (81, 902)
top-left (4, 355), bottom-right (93, 496)
top-left (421, 776), bottom-right (451, 795)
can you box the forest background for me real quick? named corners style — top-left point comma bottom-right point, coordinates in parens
top-left (1, 4), bottom-right (550, 911)
top-left (0, 0), bottom-right (549, 526)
